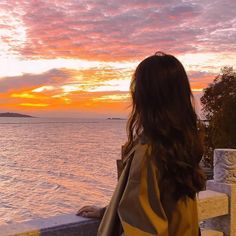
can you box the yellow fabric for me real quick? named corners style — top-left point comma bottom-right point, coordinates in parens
top-left (98, 142), bottom-right (199, 236)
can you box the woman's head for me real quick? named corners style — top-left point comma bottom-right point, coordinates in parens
top-left (130, 52), bottom-right (195, 138)
top-left (125, 52), bottom-right (205, 200)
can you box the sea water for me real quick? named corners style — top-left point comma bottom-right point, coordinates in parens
top-left (0, 117), bottom-right (126, 225)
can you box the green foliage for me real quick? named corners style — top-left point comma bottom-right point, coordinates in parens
top-left (201, 67), bottom-right (236, 167)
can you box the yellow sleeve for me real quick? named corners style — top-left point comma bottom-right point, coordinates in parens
top-left (118, 144), bottom-right (169, 236)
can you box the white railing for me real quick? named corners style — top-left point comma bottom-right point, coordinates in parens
top-left (0, 149), bottom-right (235, 236)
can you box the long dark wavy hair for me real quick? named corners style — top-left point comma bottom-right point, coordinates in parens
top-left (124, 52), bottom-right (205, 200)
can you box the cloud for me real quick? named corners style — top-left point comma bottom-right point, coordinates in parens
top-left (0, 68), bottom-right (132, 116)
top-left (188, 70), bottom-right (217, 89)
top-left (0, 69), bottom-right (71, 92)
top-left (0, 0), bottom-right (235, 117)
top-left (0, 65), bottom-right (215, 115)
top-left (0, 66), bottom-right (133, 113)
top-left (0, 0), bottom-right (235, 61)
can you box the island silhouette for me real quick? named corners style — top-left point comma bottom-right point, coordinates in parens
top-left (0, 112), bottom-right (34, 118)
top-left (107, 117), bottom-right (126, 120)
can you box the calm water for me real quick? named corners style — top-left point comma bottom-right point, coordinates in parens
top-left (0, 117), bottom-right (126, 225)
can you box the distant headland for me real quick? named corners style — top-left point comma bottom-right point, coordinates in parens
top-left (0, 112), bottom-right (34, 118)
top-left (107, 117), bottom-right (126, 120)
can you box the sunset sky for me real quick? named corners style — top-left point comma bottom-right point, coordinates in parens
top-left (0, 0), bottom-right (235, 118)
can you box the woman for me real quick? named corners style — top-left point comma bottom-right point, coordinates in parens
top-left (77, 52), bottom-right (205, 235)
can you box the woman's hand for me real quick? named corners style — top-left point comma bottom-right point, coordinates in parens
top-left (76, 205), bottom-right (105, 219)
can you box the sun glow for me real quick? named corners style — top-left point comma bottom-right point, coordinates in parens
top-left (88, 79), bottom-right (130, 92)
top-left (11, 93), bottom-right (37, 99)
top-left (180, 52), bottom-right (236, 73)
top-left (93, 94), bottom-right (130, 101)
top-left (0, 57), bottom-right (137, 78)
top-left (192, 88), bottom-right (203, 92)
top-left (61, 85), bottom-right (82, 93)
top-left (20, 103), bottom-right (49, 107)
top-left (32, 86), bottom-right (55, 93)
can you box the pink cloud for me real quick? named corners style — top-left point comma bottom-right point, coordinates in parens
top-left (0, 0), bottom-right (234, 61)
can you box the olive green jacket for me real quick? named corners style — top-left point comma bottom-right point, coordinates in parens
top-left (97, 142), bottom-right (199, 236)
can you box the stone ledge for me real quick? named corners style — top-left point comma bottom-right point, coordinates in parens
top-left (0, 212), bottom-right (227, 236)
top-left (201, 229), bottom-right (224, 236)
top-left (0, 214), bottom-right (100, 236)
top-left (205, 180), bottom-right (236, 236)
top-left (0, 189), bottom-right (230, 236)
top-left (197, 190), bottom-right (229, 221)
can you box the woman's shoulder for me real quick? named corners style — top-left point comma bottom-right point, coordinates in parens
top-left (126, 138), bottom-right (158, 183)
top-left (122, 134), bottom-right (153, 167)
top-left (134, 142), bottom-right (151, 159)
top-left (136, 134), bottom-right (152, 156)
top-left (131, 139), bottom-right (153, 169)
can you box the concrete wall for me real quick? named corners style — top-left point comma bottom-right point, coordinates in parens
top-left (0, 214), bottom-right (100, 236)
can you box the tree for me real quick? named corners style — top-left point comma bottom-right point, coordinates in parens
top-left (201, 67), bottom-right (236, 167)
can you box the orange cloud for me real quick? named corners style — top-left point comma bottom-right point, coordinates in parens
top-left (0, 64), bottom-right (219, 118)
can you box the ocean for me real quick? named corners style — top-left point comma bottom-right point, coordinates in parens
top-left (0, 117), bottom-right (126, 225)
